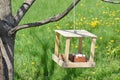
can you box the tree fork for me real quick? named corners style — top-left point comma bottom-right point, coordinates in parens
top-left (0, 0), bottom-right (81, 80)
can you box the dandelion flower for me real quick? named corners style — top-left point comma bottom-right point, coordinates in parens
top-left (90, 21), bottom-right (98, 28)
top-left (99, 37), bottom-right (103, 40)
top-left (23, 63), bottom-right (26, 66)
top-left (115, 18), bottom-right (120, 21)
top-left (31, 61), bottom-right (35, 65)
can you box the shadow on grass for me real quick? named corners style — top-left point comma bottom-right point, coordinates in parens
top-left (62, 69), bottom-right (83, 80)
top-left (14, 72), bottom-right (25, 80)
top-left (34, 37), bottom-right (55, 80)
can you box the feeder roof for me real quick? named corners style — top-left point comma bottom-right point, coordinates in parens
top-left (55, 30), bottom-right (97, 38)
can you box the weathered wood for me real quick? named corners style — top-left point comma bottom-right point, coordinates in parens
top-left (55, 30), bottom-right (97, 37)
top-left (89, 37), bottom-right (96, 62)
top-left (78, 38), bottom-right (82, 53)
top-left (54, 32), bottom-right (60, 56)
top-left (53, 30), bottom-right (97, 68)
top-left (64, 37), bottom-right (70, 62)
top-left (52, 54), bottom-right (95, 68)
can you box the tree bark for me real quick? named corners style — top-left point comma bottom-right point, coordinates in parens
top-left (0, 33), bottom-right (15, 80)
top-left (0, 0), bottom-right (80, 80)
top-left (102, 0), bottom-right (120, 4)
top-left (0, 0), bottom-right (15, 80)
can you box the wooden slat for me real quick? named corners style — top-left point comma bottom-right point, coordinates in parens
top-left (64, 37), bottom-right (70, 62)
top-left (78, 38), bottom-right (82, 53)
top-left (55, 30), bottom-right (97, 38)
top-left (52, 54), bottom-right (95, 68)
top-left (52, 54), bottom-right (67, 67)
top-left (54, 32), bottom-right (60, 56)
top-left (89, 37), bottom-right (96, 62)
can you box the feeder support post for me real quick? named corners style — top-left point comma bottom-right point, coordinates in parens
top-left (54, 32), bottom-right (60, 57)
top-left (65, 37), bottom-right (70, 62)
top-left (89, 37), bottom-right (96, 62)
top-left (78, 38), bottom-right (82, 53)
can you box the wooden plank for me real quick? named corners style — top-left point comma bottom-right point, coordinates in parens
top-left (78, 38), bottom-right (82, 53)
top-left (89, 37), bottom-right (96, 62)
top-left (52, 54), bottom-right (67, 67)
top-left (54, 32), bottom-right (60, 56)
top-left (55, 30), bottom-right (97, 38)
top-left (64, 37), bottom-right (70, 62)
top-left (52, 54), bottom-right (95, 68)
top-left (66, 61), bottom-right (95, 68)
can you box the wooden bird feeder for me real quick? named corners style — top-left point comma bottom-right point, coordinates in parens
top-left (52, 30), bottom-right (97, 68)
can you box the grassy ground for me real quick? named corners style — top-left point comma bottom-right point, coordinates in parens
top-left (12, 0), bottom-right (120, 80)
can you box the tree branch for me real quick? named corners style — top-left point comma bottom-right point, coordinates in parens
top-left (9, 0), bottom-right (81, 35)
top-left (102, 0), bottom-right (120, 4)
top-left (14, 0), bottom-right (35, 25)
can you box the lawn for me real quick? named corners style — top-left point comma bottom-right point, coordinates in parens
top-left (12, 0), bottom-right (120, 80)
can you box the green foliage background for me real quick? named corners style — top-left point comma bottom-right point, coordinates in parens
top-left (12, 0), bottom-right (120, 80)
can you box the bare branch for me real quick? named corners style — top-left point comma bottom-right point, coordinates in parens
top-left (14, 0), bottom-right (35, 25)
top-left (9, 0), bottom-right (81, 35)
top-left (102, 0), bottom-right (120, 4)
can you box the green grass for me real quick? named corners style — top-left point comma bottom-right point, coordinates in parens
top-left (13, 0), bottom-right (120, 80)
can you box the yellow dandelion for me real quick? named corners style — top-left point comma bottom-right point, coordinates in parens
top-left (92, 72), bottom-right (96, 74)
top-left (95, 46), bottom-right (98, 49)
top-left (115, 29), bottom-right (119, 33)
top-left (108, 42), bottom-right (112, 45)
top-left (115, 18), bottom-right (120, 21)
top-left (116, 46), bottom-right (120, 49)
top-left (56, 26), bottom-right (60, 29)
top-left (96, 3), bottom-right (99, 6)
top-left (110, 40), bottom-right (114, 43)
top-left (75, 45), bottom-right (78, 48)
top-left (109, 13), bottom-right (115, 17)
top-left (106, 50), bottom-right (111, 55)
top-left (80, 3), bottom-right (84, 7)
top-left (22, 34), bottom-right (25, 37)
top-left (106, 46), bottom-right (109, 49)
top-left (23, 63), bottom-right (26, 66)
top-left (83, 16), bottom-right (86, 20)
top-left (80, 18), bottom-right (83, 21)
top-left (65, 23), bottom-right (69, 26)
top-left (99, 37), bottom-right (103, 40)
top-left (105, 22), bottom-right (110, 26)
top-left (102, 11), bottom-right (108, 14)
top-left (19, 48), bottom-right (22, 52)
top-left (106, 52), bottom-right (110, 55)
top-left (75, 22), bottom-right (79, 26)
top-left (31, 61), bottom-right (35, 65)
top-left (79, 22), bottom-right (83, 26)
top-left (90, 21), bottom-right (97, 28)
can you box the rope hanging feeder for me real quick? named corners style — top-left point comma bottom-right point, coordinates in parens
top-left (52, 0), bottom-right (97, 68)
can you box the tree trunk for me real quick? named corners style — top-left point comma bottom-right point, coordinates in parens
top-left (0, 20), bottom-right (15, 80)
top-left (0, 0), bottom-right (80, 79)
top-left (0, 0), bottom-right (15, 80)
top-left (0, 32), bottom-right (15, 80)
